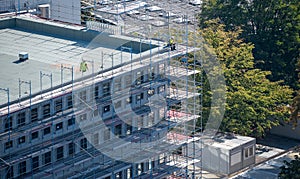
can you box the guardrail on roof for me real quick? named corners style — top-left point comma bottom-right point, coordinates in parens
top-left (86, 21), bottom-right (123, 35)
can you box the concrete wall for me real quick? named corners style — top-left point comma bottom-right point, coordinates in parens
top-left (0, 0), bottom-right (14, 12)
top-left (0, 0), bottom-right (50, 12)
top-left (0, 17), bottom-right (159, 55)
top-left (0, 0), bottom-right (80, 24)
top-left (14, 18), bottom-right (98, 41)
top-left (14, 0), bottom-right (50, 11)
top-left (202, 145), bottom-right (230, 174)
top-left (0, 17), bottom-right (15, 29)
top-left (50, 0), bottom-right (81, 25)
top-left (229, 140), bottom-right (256, 174)
top-left (271, 123), bottom-right (300, 140)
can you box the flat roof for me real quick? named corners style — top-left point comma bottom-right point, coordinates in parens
top-left (206, 134), bottom-right (256, 150)
top-left (97, 1), bottom-right (148, 15)
top-left (94, 0), bottom-right (200, 37)
top-left (0, 17), bottom-right (163, 108)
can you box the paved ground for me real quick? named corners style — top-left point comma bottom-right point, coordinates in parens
top-left (231, 151), bottom-right (298, 179)
top-left (230, 134), bottom-right (300, 179)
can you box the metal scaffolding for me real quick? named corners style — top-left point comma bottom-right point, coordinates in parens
top-left (80, 0), bottom-right (203, 178)
top-left (0, 0), bottom-right (203, 178)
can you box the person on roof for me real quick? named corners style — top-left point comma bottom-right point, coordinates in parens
top-left (169, 38), bottom-right (176, 51)
top-left (80, 61), bottom-right (88, 73)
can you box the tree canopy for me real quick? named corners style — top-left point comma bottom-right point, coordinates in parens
top-left (200, 20), bottom-right (293, 137)
top-left (291, 59), bottom-right (300, 125)
top-left (279, 154), bottom-right (300, 179)
top-left (200, 0), bottom-right (300, 88)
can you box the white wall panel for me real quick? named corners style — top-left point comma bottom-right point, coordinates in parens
top-left (50, 0), bottom-right (81, 25)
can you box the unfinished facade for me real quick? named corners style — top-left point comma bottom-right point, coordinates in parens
top-left (0, 13), bottom-right (202, 179)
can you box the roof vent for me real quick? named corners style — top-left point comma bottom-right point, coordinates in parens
top-left (38, 4), bottom-right (50, 19)
top-left (225, 132), bottom-right (235, 139)
top-left (19, 52), bottom-right (28, 61)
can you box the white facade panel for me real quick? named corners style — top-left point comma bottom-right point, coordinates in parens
top-left (231, 151), bottom-right (241, 166)
top-left (0, 0), bottom-right (50, 12)
top-left (50, 0), bottom-right (81, 24)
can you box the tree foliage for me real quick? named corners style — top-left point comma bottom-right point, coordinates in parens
top-left (200, 0), bottom-right (300, 88)
top-left (291, 59), bottom-right (300, 126)
top-left (201, 20), bottom-right (293, 137)
top-left (279, 154), bottom-right (300, 179)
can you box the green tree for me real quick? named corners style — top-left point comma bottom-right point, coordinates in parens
top-left (291, 59), bottom-right (300, 126)
top-left (201, 20), bottom-right (293, 137)
top-left (279, 154), bottom-right (300, 179)
top-left (200, 0), bottom-right (300, 88)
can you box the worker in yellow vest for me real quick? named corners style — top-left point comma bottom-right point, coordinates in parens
top-left (169, 38), bottom-right (176, 51)
top-left (80, 61), bottom-right (88, 73)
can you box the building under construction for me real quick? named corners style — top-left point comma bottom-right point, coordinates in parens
top-left (0, 7), bottom-right (204, 178)
top-left (0, 0), bottom-right (259, 178)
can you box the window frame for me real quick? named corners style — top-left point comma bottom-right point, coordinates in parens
top-left (19, 161), bottom-right (26, 176)
top-left (80, 138), bottom-right (88, 150)
top-left (126, 96), bottom-right (132, 104)
top-left (68, 142), bottom-right (75, 156)
top-left (136, 93), bottom-right (144, 103)
top-left (149, 66), bottom-right (155, 80)
top-left (43, 127), bottom-right (51, 136)
top-left (43, 151), bottom-right (51, 165)
top-left (18, 136), bottom-right (26, 144)
top-left (79, 113), bottom-right (87, 122)
top-left (32, 156), bottom-right (39, 170)
top-left (68, 117), bottom-right (75, 126)
top-left (159, 85), bottom-right (165, 93)
top-left (56, 146), bottom-right (64, 160)
top-left (93, 133), bottom-right (99, 145)
top-left (114, 101), bottom-right (122, 109)
top-left (159, 63), bottom-right (165, 78)
top-left (6, 165), bottom-right (14, 179)
top-left (42, 103), bottom-right (51, 118)
top-left (55, 122), bottom-right (63, 131)
top-left (136, 71), bottom-right (143, 85)
top-left (79, 90), bottom-right (87, 104)
top-left (54, 98), bottom-right (63, 113)
top-left (104, 129), bottom-right (110, 141)
top-left (5, 140), bottom-right (13, 150)
top-left (103, 105), bottom-right (110, 113)
top-left (17, 112), bottom-right (26, 127)
top-left (95, 86), bottom-right (99, 99)
top-left (93, 109), bottom-right (99, 117)
top-left (126, 120), bottom-right (132, 135)
top-left (31, 131), bottom-right (39, 140)
top-left (5, 116), bottom-right (13, 132)
top-left (114, 124), bottom-right (122, 136)
top-left (147, 88), bottom-right (155, 97)
top-left (30, 107), bottom-right (38, 122)
top-left (244, 145), bottom-right (254, 159)
top-left (103, 82), bottom-right (111, 97)
top-left (125, 74), bottom-right (132, 88)
top-left (114, 77), bottom-right (122, 92)
top-left (67, 95), bottom-right (73, 109)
